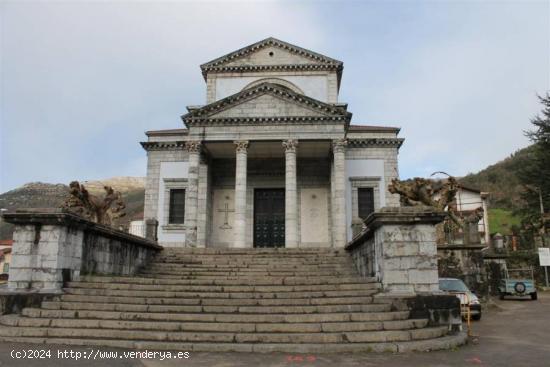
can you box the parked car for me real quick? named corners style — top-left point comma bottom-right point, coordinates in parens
top-left (499, 268), bottom-right (537, 300)
top-left (439, 278), bottom-right (482, 320)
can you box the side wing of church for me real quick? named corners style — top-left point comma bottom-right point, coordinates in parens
top-left (141, 38), bottom-right (403, 248)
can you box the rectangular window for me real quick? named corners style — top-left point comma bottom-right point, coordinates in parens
top-left (168, 189), bottom-right (186, 224)
top-left (2, 262), bottom-right (8, 273)
top-left (358, 187), bottom-right (375, 220)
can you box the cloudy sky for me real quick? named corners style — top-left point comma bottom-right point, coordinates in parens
top-left (1, 0), bottom-right (548, 193)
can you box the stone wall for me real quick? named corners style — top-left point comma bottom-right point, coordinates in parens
top-left (346, 207), bottom-right (446, 295)
top-left (346, 146), bottom-right (400, 207)
top-left (3, 210), bottom-right (161, 292)
top-left (144, 148), bottom-right (188, 223)
top-left (437, 244), bottom-right (485, 293)
top-left (209, 158), bottom-right (332, 248)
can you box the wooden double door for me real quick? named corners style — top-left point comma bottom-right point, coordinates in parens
top-left (253, 189), bottom-right (285, 248)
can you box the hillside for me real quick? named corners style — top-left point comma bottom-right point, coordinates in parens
top-left (0, 177), bottom-right (145, 240)
top-left (460, 145), bottom-right (535, 235)
top-left (460, 145), bottom-right (534, 211)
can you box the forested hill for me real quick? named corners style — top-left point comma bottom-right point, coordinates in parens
top-left (460, 145), bottom-right (535, 211)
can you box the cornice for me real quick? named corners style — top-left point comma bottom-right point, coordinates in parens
top-left (185, 115), bottom-right (350, 127)
top-left (140, 141), bottom-right (186, 151)
top-left (346, 138), bottom-right (405, 149)
top-left (202, 63), bottom-right (342, 78)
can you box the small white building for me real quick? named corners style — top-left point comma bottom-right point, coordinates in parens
top-left (454, 185), bottom-right (490, 244)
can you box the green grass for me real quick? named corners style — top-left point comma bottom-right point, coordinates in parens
top-left (489, 208), bottom-right (521, 235)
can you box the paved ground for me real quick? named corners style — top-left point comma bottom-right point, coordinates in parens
top-left (1, 292), bottom-right (549, 367)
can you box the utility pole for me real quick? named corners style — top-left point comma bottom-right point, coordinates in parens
top-left (539, 188), bottom-right (545, 217)
top-left (538, 188), bottom-right (546, 247)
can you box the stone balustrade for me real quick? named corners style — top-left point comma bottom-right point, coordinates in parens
top-left (2, 209), bottom-right (162, 293)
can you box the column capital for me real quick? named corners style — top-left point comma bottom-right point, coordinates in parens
top-left (184, 140), bottom-right (202, 153)
top-left (332, 139), bottom-right (348, 153)
top-left (234, 140), bottom-right (249, 153)
top-left (282, 139), bottom-right (299, 153)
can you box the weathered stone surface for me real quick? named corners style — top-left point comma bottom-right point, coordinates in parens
top-left (0, 248), bottom-right (465, 353)
top-left (3, 210), bottom-right (161, 292)
top-left (347, 207), bottom-right (444, 294)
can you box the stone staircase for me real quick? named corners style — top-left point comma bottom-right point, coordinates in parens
top-left (0, 248), bottom-right (466, 353)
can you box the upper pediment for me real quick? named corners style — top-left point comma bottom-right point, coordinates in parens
top-left (182, 82), bottom-right (351, 127)
top-left (200, 38), bottom-right (343, 79)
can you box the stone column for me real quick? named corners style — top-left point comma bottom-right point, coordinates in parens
top-left (332, 139), bottom-right (347, 248)
top-left (283, 139), bottom-right (299, 248)
top-left (234, 141), bottom-right (249, 248)
top-left (184, 140), bottom-right (201, 247)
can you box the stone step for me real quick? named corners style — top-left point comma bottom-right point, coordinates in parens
top-left (0, 333), bottom-right (468, 353)
top-left (0, 324), bottom-right (448, 344)
top-left (79, 275), bottom-right (377, 286)
top-left (40, 301), bottom-right (391, 314)
top-left (153, 257), bottom-right (352, 262)
top-left (1, 315), bottom-right (429, 333)
top-left (139, 270), bottom-right (359, 277)
top-left (152, 259), bottom-right (352, 267)
top-left (147, 264), bottom-right (354, 270)
top-left (157, 248), bottom-right (349, 258)
top-left (65, 281), bottom-right (378, 293)
top-left (62, 287), bottom-right (379, 299)
top-left (58, 294), bottom-right (375, 307)
top-left (22, 308), bottom-right (411, 323)
top-left (135, 273), bottom-right (365, 281)
top-left (155, 255), bottom-right (350, 260)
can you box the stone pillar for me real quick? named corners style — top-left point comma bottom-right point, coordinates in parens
top-left (346, 207), bottom-right (446, 295)
top-left (234, 141), bottom-right (249, 248)
top-left (332, 139), bottom-right (347, 248)
top-left (145, 218), bottom-right (158, 241)
top-left (196, 156), bottom-right (209, 248)
top-left (283, 139), bottom-right (299, 248)
top-left (184, 141), bottom-right (201, 247)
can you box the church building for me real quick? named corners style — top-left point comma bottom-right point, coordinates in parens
top-left (141, 38), bottom-right (403, 248)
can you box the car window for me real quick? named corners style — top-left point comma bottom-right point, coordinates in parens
top-left (439, 279), bottom-right (469, 292)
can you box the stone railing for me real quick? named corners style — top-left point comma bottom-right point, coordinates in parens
top-left (2, 209), bottom-right (162, 293)
top-left (346, 206), bottom-right (446, 295)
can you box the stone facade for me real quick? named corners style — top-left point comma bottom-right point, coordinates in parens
top-left (141, 38), bottom-right (404, 248)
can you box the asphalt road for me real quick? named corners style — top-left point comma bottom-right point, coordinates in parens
top-left (1, 292), bottom-right (549, 367)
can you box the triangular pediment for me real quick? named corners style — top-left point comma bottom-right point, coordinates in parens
top-left (182, 82), bottom-right (351, 125)
top-left (210, 94), bottom-right (325, 119)
top-left (201, 37), bottom-right (342, 70)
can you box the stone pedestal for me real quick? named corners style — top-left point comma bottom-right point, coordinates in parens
top-left (145, 218), bottom-right (158, 241)
top-left (283, 140), bottom-right (298, 248)
top-left (346, 207), bottom-right (446, 295)
top-left (234, 141), bottom-right (249, 248)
